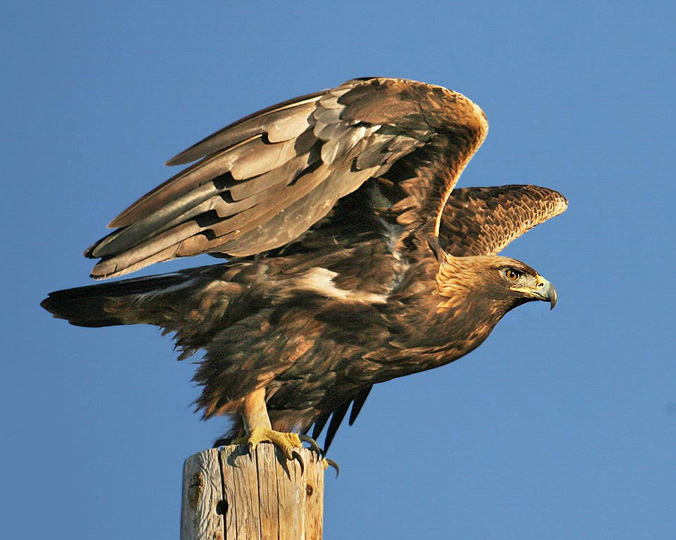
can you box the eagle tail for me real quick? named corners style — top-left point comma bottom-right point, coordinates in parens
top-left (41, 272), bottom-right (192, 328)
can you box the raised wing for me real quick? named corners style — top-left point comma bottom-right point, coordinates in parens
top-left (85, 78), bottom-right (488, 279)
top-left (439, 185), bottom-right (568, 256)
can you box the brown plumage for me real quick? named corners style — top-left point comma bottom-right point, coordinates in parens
top-left (42, 78), bottom-right (567, 452)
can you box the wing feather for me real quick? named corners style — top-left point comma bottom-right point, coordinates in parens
top-left (440, 185), bottom-right (568, 256)
top-left (324, 401), bottom-right (351, 453)
top-left (229, 138), bottom-right (298, 180)
top-left (311, 413), bottom-right (330, 441)
top-left (348, 386), bottom-right (372, 426)
top-left (87, 78), bottom-right (489, 279)
top-left (165, 92), bottom-right (325, 166)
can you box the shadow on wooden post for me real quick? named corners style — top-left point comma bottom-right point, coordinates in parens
top-left (181, 444), bottom-right (324, 539)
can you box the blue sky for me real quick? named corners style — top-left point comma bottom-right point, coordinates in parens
top-left (3, 1), bottom-right (675, 538)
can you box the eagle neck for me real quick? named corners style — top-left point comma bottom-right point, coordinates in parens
top-left (374, 258), bottom-right (511, 380)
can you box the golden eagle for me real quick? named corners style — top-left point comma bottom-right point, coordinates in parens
top-left (42, 78), bottom-right (566, 461)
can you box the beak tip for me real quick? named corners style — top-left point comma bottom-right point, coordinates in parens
top-left (536, 275), bottom-right (557, 310)
top-left (548, 288), bottom-right (558, 310)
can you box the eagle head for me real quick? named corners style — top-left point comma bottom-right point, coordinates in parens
top-left (429, 237), bottom-right (557, 314)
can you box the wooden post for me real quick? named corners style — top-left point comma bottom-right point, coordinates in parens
top-left (181, 444), bottom-right (324, 539)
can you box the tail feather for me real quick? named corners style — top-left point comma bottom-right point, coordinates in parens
top-left (41, 273), bottom-right (190, 328)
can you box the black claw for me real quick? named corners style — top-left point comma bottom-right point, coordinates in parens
top-left (291, 450), bottom-right (305, 474)
top-left (213, 437), bottom-right (229, 448)
top-left (324, 458), bottom-right (340, 478)
top-left (298, 434), bottom-right (323, 454)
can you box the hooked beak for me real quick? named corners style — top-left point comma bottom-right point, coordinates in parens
top-left (511, 274), bottom-right (558, 309)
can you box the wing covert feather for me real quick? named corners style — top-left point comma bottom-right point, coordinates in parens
top-left (440, 185), bottom-right (568, 256)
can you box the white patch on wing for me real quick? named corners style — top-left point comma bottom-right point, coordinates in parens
top-left (133, 277), bottom-right (196, 302)
top-left (293, 268), bottom-right (387, 304)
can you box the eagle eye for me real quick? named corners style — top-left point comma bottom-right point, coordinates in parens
top-left (504, 268), bottom-right (521, 281)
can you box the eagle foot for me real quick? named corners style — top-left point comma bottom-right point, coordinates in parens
top-left (234, 427), bottom-right (323, 474)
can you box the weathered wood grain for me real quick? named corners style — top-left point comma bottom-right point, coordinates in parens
top-left (181, 448), bottom-right (225, 540)
top-left (181, 444), bottom-right (324, 539)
